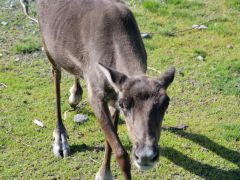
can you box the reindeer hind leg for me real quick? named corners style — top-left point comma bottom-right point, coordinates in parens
top-left (69, 77), bottom-right (83, 109)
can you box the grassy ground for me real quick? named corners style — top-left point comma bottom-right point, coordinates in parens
top-left (0, 0), bottom-right (240, 179)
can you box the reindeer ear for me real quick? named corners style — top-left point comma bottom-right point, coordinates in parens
top-left (159, 67), bottom-right (175, 89)
top-left (98, 63), bottom-right (128, 92)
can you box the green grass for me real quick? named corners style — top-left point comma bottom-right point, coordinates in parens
top-left (208, 58), bottom-right (240, 96)
top-left (12, 36), bottom-right (41, 54)
top-left (0, 0), bottom-right (240, 179)
top-left (220, 123), bottom-right (240, 141)
top-left (194, 49), bottom-right (208, 58)
top-left (227, 0), bottom-right (240, 11)
top-left (142, 0), bottom-right (161, 13)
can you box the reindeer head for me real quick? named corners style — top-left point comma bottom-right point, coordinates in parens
top-left (99, 64), bottom-right (175, 170)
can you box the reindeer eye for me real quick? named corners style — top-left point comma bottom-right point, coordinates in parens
top-left (119, 98), bottom-right (133, 110)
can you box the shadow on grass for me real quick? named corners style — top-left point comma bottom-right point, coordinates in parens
top-left (70, 129), bottom-right (240, 178)
top-left (70, 143), bottom-right (132, 154)
top-left (70, 143), bottom-right (104, 155)
top-left (161, 130), bottom-right (240, 179)
top-left (161, 147), bottom-right (240, 179)
top-left (171, 131), bottom-right (240, 168)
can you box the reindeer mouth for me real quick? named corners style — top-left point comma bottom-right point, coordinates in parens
top-left (132, 151), bottom-right (159, 171)
top-left (133, 160), bottom-right (157, 171)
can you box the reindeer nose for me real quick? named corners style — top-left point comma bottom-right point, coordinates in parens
top-left (134, 145), bottom-right (159, 165)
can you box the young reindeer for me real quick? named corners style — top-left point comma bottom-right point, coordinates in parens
top-left (36, 0), bottom-right (175, 179)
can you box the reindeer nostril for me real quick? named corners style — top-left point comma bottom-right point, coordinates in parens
top-left (134, 145), bottom-right (159, 165)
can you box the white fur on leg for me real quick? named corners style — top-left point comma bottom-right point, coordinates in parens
top-left (53, 129), bottom-right (62, 158)
top-left (61, 134), bottom-right (70, 157)
top-left (95, 169), bottom-right (114, 180)
top-left (52, 129), bottom-right (70, 158)
top-left (69, 86), bottom-right (82, 107)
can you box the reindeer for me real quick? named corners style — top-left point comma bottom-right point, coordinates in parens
top-left (35, 0), bottom-right (175, 179)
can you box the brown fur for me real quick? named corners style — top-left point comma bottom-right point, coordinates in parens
top-left (36, 0), bottom-right (175, 179)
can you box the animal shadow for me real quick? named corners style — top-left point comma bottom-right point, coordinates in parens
top-left (70, 144), bottom-right (104, 155)
top-left (161, 130), bottom-right (240, 179)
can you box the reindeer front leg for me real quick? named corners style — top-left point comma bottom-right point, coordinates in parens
top-left (95, 105), bottom-right (120, 180)
top-left (88, 93), bottom-right (131, 180)
top-left (52, 67), bottom-right (70, 158)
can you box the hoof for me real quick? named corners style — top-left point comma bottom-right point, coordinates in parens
top-left (52, 128), bottom-right (70, 158)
